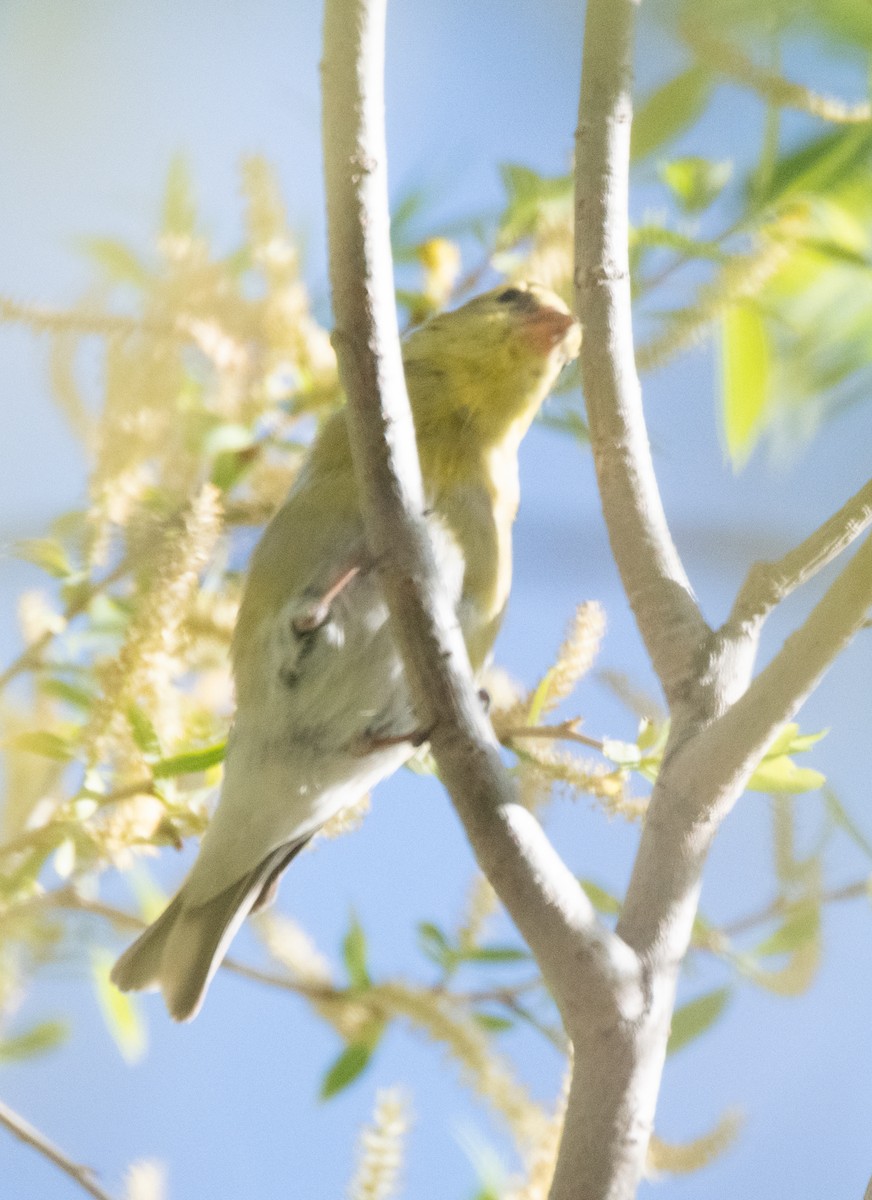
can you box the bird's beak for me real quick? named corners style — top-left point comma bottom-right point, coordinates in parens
top-left (520, 305), bottom-right (581, 358)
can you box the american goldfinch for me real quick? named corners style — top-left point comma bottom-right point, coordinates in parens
top-left (111, 282), bottom-right (581, 1020)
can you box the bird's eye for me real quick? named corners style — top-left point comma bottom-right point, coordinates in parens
top-left (496, 287), bottom-right (524, 305)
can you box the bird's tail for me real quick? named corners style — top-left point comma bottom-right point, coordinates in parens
top-left (110, 839), bottom-right (309, 1021)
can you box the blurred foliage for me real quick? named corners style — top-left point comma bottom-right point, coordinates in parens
top-left (2, 5), bottom-right (872, 1190)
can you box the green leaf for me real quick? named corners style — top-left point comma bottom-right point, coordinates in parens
top-left (631, 222), bottom-right (729, 263)
top-left (15, 537), bottom-right (72, 578)
top-left (211, 448), bottom-right (258, 493)
top-left (342, 913), bottom-right (371, 989)
top-left (667, 988), bottom-right (731, 1055)
top-left (461, 944), bottom-right (529, 965)
top-left (659, 156), bottom-right (732, 213)
top-left (162, 156), bottom-right (197, 238)
top-left (126, 706), bottom-right (162, 757)
top-left (92, 949), bottom-right (146, 1063)
top-left (77, 237), bottom-right (151, 287)
top-left (127, 864), bottom-right (169, 924)
top-left (747, 724), bottom-right (827, 792)
top-left (10, 730), bottom-right (73, 761)
top-left (824, 789), bottom-right (872, 861)
top-left (788, 729), bottom-right (828, 754)
top-left (764, 723), bottom-right (802, 758)
top-left (0, 1019), bottom-right (68, 1063)
top-left (602, 738), bottom-right (642, 767)
top-left (320, 1037), bottom-right (379, 1100)
top-left (537, 407), bottom-right (589, 444)
top-left (38, 677), bottom-right (95, 711)
top-left (636, 718), bottom-right (668, 755)
top-left (152, 741), bottom-right (226, 778)
top-left (721, 303), bottom-right (771, 467)
top-left (580, 879), bottom-right (622, 916)
top-left (203, 422), bottom-right (257, 456)
top-left (504, 1002), bottom-right (566, 1051)
top-left (631, 67), bottom-right (712, 162)
top-left (417, 921), bottom-right (452, 967)
top-left (473, 1014), bottom-right (515, 1034)
top-left (497, 164), bottom-right (572, 246)
top-left (755, 902), bottom-right (819, 958)
top-left (747, 756), bottom-right (826, 794)
top-left (753, 125), bottom-right (872, 211)
top-left (526, 670), bottom-right (556, 725)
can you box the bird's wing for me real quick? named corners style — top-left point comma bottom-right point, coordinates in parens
top-left (184, 472), bottom-right (466, 906)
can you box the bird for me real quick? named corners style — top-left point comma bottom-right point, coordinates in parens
top-left (111, 281), bottom-right (581, 1020)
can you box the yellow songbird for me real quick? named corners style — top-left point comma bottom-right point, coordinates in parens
top-left (112, 282), bottom-right (581, 1020)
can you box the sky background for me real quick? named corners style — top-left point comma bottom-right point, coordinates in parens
top-left (1, 2), bottom-right (871, 1198)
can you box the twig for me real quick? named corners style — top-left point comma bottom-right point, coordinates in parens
top-left (683, 25), bottom-right (872, 124)
top-left (499, 720), bottom-right (605, 753)
top-left (0, 557), bottom-right (131, 693)
top-left (730, 477), bottom-right (872, 628)
top-left (0, 296), bottom-right (180, 341)
top-left (40, 889), bottom-right (543, 1008)
top-left (720, 878), bottom-right (870, 939)
top-left (697, 534), bottom-right (872, 792)
top-left (0, 780), bottom-right (159, 864)
top-left (0, 1097), bottom-right (117, 1200)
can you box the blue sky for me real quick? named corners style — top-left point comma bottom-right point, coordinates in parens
top-left (1, 3), bottom-right (871, 1198)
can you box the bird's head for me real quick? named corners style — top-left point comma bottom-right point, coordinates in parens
top-left (403, 281), bottom-right (581, 449)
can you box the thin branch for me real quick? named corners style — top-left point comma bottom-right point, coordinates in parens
top-left (0, 780), bottom-right (160, 864)
top-left (0, 1097), bottom-right (117, 1200)
top-left (719, 878), bottom-right (869, 939)
top-left (42, 890), bottom-right (542, 1010)
top-left (0, 295), bottom-right (179, 341)
top-left (499, 720), bottom-right (606, 753)
top-left (683, 25), bottom-right (872, 124)
top-left (574, 0), bottom-right (709, 705)
top-left (695, 534), bottom-right (872, 792)
top-left (730, 476), bottom-right (872, 628)
top-left (0, 557), bottom-right (131, 693)
top-left (320, 0), bottom-right (638, 1031)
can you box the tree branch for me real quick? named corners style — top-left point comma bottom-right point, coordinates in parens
top-left (692, 533), bottom-right (872, 793)
top-left (0, 1097), bottom-right (117, 1200)
top-left (718, 877), bottom-right (870, 940)
top-left (574, 0), bottom-right (709, 706)
top-left (0, 552), bottom-right (131, 693)
top-left (320, 0), bottom-right (639, 1033)
top-left (730, 476), bottom-right (872, 628)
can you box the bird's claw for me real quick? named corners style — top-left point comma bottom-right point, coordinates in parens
top-left (352, 726), bottom-right (433, 755)
top-left (291, 562), bottom-right (365, 636)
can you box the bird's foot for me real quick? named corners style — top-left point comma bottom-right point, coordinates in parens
top-left (352, 726), bottom-right (433, 755)
top-left (291, 562), bottom-right (365, 635)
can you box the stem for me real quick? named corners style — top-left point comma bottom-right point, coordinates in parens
top-left (0, 558), bottom-right (130, 693)
top-left (0, 1098), bottom-right (117, 1200)
top-left (730, 476), bottom-right (872, 628)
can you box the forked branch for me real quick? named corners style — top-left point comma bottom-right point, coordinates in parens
top-left (701, 533), bottom-right (872, 788)
top-left (730, 476), bottom-right (872, 628)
